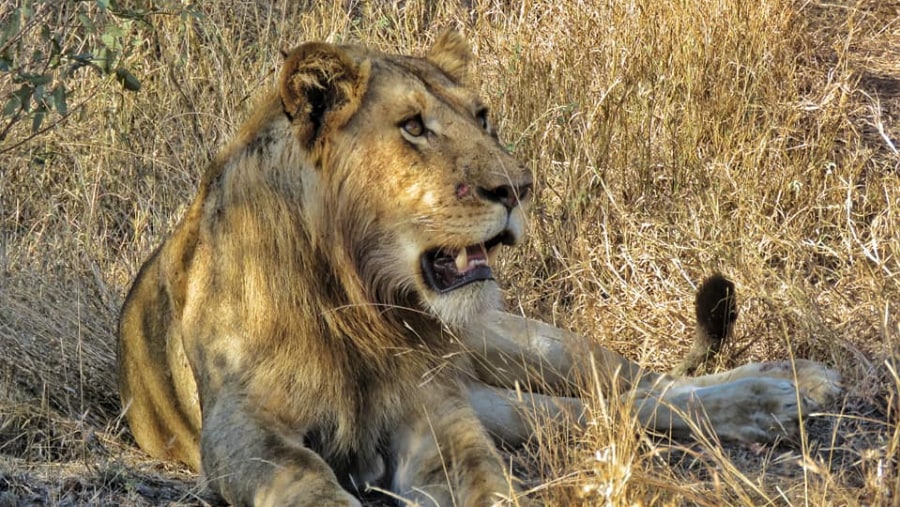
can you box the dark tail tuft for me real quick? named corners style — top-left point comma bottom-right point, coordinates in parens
top-left (695, 273), bottom-right (738, 346)
top-left (671, 274), bottom-right (738, 376)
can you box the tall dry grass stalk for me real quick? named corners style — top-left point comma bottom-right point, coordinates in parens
top-left (1, 0), bottom-right (898, 505)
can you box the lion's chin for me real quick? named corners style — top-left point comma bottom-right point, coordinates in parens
top-left (424, 280), bottom-right (503, 329)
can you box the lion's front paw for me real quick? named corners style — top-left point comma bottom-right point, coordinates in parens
top-left (717, 359), bottom-right (843, 411)
top-left (789, 359), bottom-right (842, 408)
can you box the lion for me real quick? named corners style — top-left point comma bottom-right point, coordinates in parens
top-left (117, 31), bottom-right (841, 506)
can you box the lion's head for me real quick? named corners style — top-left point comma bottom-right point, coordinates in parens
top-left (229, 31), bottom-right (532, 328)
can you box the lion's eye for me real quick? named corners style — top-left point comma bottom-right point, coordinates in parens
top-left (476, 109), bottom-right (489, 131)
top-left (401, 115), bottom-right (426, 137)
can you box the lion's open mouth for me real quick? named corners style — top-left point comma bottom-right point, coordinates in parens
top-left (421, 231), bottom-right (516, 293)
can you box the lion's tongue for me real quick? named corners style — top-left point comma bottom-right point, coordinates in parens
top-left (454, 246), bottom-right (487, 274)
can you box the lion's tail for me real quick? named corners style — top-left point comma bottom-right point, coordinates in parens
top-left (671, 274), bottom-right (738, 376)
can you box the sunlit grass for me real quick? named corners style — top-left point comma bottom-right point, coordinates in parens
top-left (1, 0), bottom-right (898, 504)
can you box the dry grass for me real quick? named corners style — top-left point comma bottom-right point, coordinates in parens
top-left (1, 0), bottom-right (898, 505)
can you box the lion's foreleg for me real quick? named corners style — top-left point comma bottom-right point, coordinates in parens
top-left (463, 310), bottom-right (662, 397)
top-left (630, 376), bottom-right (816, 442)
top-left (467, 383), bottom-right (583, 446)
top-left (672, 358), bottom-right (842, 407)
top-left (630, 357), bottom-right (842, 442)
top-left (391, 387), bottom-right (523, 507)
top-left (464, 311), bottom-right (843, 445)
top-left (201, 389), bottom-right (361, 507)
top-left (464, 310), bottom-right (673, 443)
top-left (466, 358), bottom-right (817, 444)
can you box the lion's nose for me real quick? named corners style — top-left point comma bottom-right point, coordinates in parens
top-left (477, 183), bottom-right (532, 210)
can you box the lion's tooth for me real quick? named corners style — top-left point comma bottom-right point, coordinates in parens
top-left (487, 246), bottom-right (499, 267)
top-left (455, 249), bottom-right (468, 272)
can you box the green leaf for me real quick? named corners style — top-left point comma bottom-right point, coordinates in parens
top-left (33, 84), bottom-right (45, 105)
top-left (31, 109), bottom-right (46, 133)
top-left (2, 95), bottom-right (21, 117)
top-left (115, 67), bottom-right (140, 91)
top-left (0, 14), bottom-right (19, 46)
top-left (107, 24), bottom-right (126, 38)
top-left (52, 85), bottom-right (67, 115)
top-left (101, 32), bottom-right (118, 50)
top-left (96, 0), bottom-right (110, 11)
top-left (101, 24), bottom-right (125, 50)
top-left (14, 85), bottom-right (33, 112)
top-left (78, 13), bottom-right (96, 32)
top-left (1, 9), bottom-right (22, 48)
top-left (96, 47), bottom-right (114, 73)
top-left (27, 73), bottom-right (52, 87)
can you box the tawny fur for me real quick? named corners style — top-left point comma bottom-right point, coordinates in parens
top-left (118, 32), bottom-right (842, 507)
top-left (119, 31), bottom-right (525, 507)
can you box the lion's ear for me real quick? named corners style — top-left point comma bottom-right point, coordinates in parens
top-left (426, 30), bottom-right (471, 83)
top-left (279, 42), bottom-right (370, 145)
